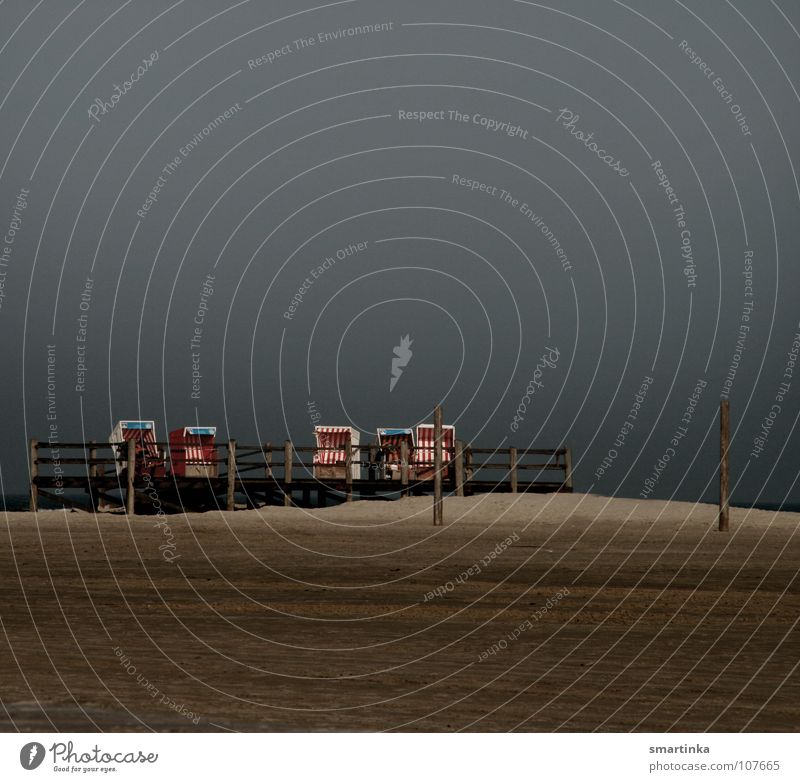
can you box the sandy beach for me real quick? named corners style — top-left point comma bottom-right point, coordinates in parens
top-left (1, 493), bottom-right (798, 732)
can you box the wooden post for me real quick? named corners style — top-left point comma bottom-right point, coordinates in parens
top-left (126, 438), bottom-right (136, 516)
top-left (29, 439), bottom-right (38, 512)
top-left (510, 447), bottom-right (518, 494)
top-left (465, 446), bottom-right (473, 495)
top-left (88, 439), bottom-right (97, 478)
top-left (264, 443), bottom-right (273, 479)
top-left (454, 439), bottom-right (465, 497)
top-left (226, 439), bottom-right (236, 512)
top-left (719, 400), bottom-right (730, 532)
top-left (368, 445), bottom-right (377, 481)
top-left (433, 405), bottom-right (443, 525)
top-left (284, 440), bottom-right (293, 507)
top-left (564, 447), bottom-right (574, 492)
top-left (87, 439), bottom-right (98, 511)
top-left (345, 434), bottom-right (354, 502)
top-left (400, 439), bottom-right (409, 498)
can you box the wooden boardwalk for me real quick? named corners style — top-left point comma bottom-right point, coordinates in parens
top-left (28, 438), bottom-right (573, 514)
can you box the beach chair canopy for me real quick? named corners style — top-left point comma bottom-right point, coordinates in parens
top-left (182, 427), bottom-right (216, 436)
top-left (111, 420), bottom-right (154, 433)
top-left (110, 420), bottom-right (159, 456)
top-left (110, 420), bottom-right (159, 476)
top-left (413, 424), bottom-right (455, 465)
top-left (377, 428), bottom-right (415, 464)
top-left (377, 427), bottom-right (415, 449)
top-left (313, 426), bottom-right (360, 464)
top-left (170, 427), bottom-right (216, 464)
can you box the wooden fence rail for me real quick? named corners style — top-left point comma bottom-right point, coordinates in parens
top-left (27, 438), bottom-right (574, 513)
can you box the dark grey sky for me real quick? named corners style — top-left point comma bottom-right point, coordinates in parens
top-left (1, 0), bottom-right (799, 505)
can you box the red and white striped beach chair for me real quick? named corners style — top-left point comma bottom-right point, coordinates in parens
top-left (313, 426), bottom-right (360, 480)
top-left (413, 424), bottom-right (455, 480)
top-left (377, 428), bottom-right (415, 479)
top-left (110, 420), bottom-right (164, 478)
top-left (169, 427), bottom-right (218, 478)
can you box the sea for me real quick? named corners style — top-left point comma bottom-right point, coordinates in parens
top-left (3, 493), bottom-right (70, 511)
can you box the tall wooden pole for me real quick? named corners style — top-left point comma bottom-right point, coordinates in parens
top-left (433, 405), bottom-right (443, 525)
top-left (345, 433), bottom-right (354, 503)
top-left (454, 439), bottom-right (465, 497)
top-left (87, 439), bottom-right (98, 511)
top-left (89, 440), bottom-right (97, 478)
top-left (564, 447), bottom-right (574, 492)
top-left (126, 438), bottom-right (136, 516)
top-left (510, 447), bottom-right (518, 494)
top-left (719, 399), bottom-right (730, 532)
top-left (368, 444), bottom-right (377, 481)
top-left (226, 439), bottom-right (237, 512)
top-left (264, 443), bottom-right (273, 479)
top-left (400, 439), bottom-right (409, 498)
top-left (29, 439), bottom-right (38, 512)
top-left (283, 440), bottom-right (293, 507)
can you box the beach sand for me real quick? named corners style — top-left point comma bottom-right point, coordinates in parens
top-left (1, 493), bottom-right (798, 731)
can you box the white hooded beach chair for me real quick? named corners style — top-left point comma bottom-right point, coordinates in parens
top-left (313, 426), bottom-right (360, 480)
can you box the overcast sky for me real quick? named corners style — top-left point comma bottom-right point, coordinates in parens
top-left (1, 0), bottom-right (799, 505)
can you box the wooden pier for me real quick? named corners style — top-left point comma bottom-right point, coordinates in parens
top-left (28, 438), bottom-right (573, 514)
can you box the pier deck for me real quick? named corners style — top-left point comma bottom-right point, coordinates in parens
top-left (29, 440), bottom-right (573, 513)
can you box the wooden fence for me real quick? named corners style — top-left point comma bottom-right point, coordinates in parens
top-left (28, 438), bottom-right (573, 514)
